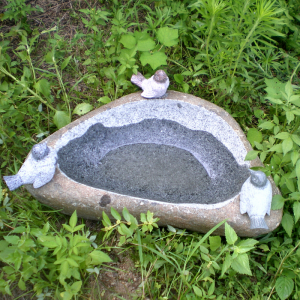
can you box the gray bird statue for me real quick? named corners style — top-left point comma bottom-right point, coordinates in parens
top-left (131, 70), bottom-right (169, 98)
top-left (3, 142), bottom-right (57, 191)
top-left (240, 170), bottom-right (272, 229)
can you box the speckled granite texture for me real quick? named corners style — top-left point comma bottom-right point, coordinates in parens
top-left (24, 91), bottom-right (282, 236)
top-left (57, 119), bottom-right (250, 204)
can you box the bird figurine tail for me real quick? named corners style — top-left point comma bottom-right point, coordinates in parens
top-left (250, 216), bottom-right (268, 229)
top-left (3, 175), bottom-right (23, 191)
top-left (131, 72), bottom-right (145, 89)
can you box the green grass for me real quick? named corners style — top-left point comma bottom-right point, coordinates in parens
top-left (1, 0), bottom-right (300, 299)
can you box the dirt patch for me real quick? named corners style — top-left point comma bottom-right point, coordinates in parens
top-left (88, 247), bottom-right (143, 300)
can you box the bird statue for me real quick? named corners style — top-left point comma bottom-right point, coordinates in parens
top-left (3, 142), bottom-right (57, 191)
top-left (131, 70), bottom-right (169, 98)
top-left (240, 170), bottom-right (272, 229)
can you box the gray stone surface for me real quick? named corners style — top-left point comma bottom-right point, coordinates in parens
top-left (20, 91), bottom-right (282, 236)
top-left (58, 119), bottom-right (249, 204)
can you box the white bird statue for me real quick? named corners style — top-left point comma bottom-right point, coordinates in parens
top-left (131, 70), bottom-right (169, 98)
top-left (240, 170), bottom-right (272, 229)
top-left (3, 142), bottom-right (57, 191)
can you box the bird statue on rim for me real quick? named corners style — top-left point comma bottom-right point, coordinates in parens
top-left (3, 142), bottom-right (57, 191)
top-left (131, 70), bottom-right (169, 98)
top-left (240, 169), bottom-right (272, 229)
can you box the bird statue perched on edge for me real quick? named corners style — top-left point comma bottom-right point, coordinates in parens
top-left (240, 170), bottom-right (272, 229)
top-left (3, 142), bottom-right (57, 191)
top-left (131, 70), bottom-right (170, 99)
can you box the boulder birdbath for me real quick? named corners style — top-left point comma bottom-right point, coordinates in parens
top-left (3, 91), bottom-right (282, 236)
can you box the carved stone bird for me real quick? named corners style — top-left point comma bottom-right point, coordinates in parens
top-left (3, 143), bottom-right (57, 191)
top-left (131, 70), bottom-right (169, 98)
top-left (240, 170), bottom-right (272, 229)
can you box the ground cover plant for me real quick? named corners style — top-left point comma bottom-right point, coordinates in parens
top-left (0, 0), bottom-right (300, 299)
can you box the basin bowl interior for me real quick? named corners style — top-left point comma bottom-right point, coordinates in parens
top-left (58, 118), bottom-right (249, 204)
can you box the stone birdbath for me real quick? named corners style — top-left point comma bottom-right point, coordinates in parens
top-left (3, 91), bottom-right (282, 237)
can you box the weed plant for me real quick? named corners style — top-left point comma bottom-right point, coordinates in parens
top-left (1, 0), bottom-right (300, 299)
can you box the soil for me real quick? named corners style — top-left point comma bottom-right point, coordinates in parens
top-left (88, 247), bottom-right (143, 300)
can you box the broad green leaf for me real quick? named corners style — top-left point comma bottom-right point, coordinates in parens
top-left (174, 74), bottom-right (184, 84)
top-left (44, 50), bottom-right (55, 64)
top-left (89, 250), bottom-right (112, 264)
top-left (208, 281), bottom-right (215, 296)
top-left (209, 236), bottom-right (221, 251)
top-left (265, 97), bottom-right (283, 104)
top-left (120, 223), bottom-right (133, 237)
top-left (69, 210), bottom-right (77, 229)
top-left (83, 58), bottom-right (91, 65)
top-left (236, 239), bottom-right (258, 253)
top-left (268, 144), bottom-right (283, 153)
top-left (286, 111), bottom-right (295, 124)
top-left (18, 278), bottom-right (26, 291)
top-left (73, 103), bottom-right (93, 116)
top-left (63, 224), bottom-right (73, 232)
top-left (193, 285), bottom-right (203, 297)
top-left (4, 236), bottom-right (19, 245)
top-left (271, 195), bottom-right (285, 210)
top-left (167, 225), bottom-right (176, 232)
top-left (244, 150), bottom-right (259, 161)
top-left (282, 137), bottom-right (293, 156)
top-left (275, 132), bottom-right (290, 139)
top-left (98, 96), bottom-right (111, 103)
top-left (157, 27), bottom-right (178, 47)
top-left (0, 240), bottom-right (8, 250)
top-left (296, 160), bottom-right (300, 180)
top-left (61, 55), bottom-right (72, 70)
top-left (225, 223), bottom-right (237, 245)
top-left (291, 192), bottom-right (300, 200)
top-left (136, 38), bottom-right (155, 51)
top-left (140, 51), bottom-right (168, 70)
top-left (67, 258), bottom-right (79, 267)
top-left (140, 213), bottom-right (146, 223)
top-left (292, 134), bottom-right (300, 146)
top-left (60, 260), bottom-right (69, 276)
top-left (200, 245), bottom-right (209, 254)
top-left (53, 111), bottom-right (70, 129)
top-left (111, 207), bottom-right (121, 221)
top-left (120, 34), bottom-right (136, 49)
top-left (285, 178), bottom-right (295, 192)
top-left (285, 81), bottom-right (293, 99)
top-left (260, 151), bottom-right (267, 163)
top-left (122, 207), bottom-right (131, 222)
top-left (293, 202), bottom-right (300, 223)
top-left (34, 78), bottom-right (51, 98)
top-left (290, 96), bottom-right (300, 107)
top-left (282, 212), bottom-right (294, 237)
top-left (71, 281), bottom-right (82, 294)
top-left (264, 78), bottom-right (285, 99)
top-left (231, 253), bottom-right (252, 275)
top-left (74, 224), bottom-right (85, 232)
top-left (275, 276), bottom-right (294, 300)
top-left (291, 151), bottom-right (298, 165)
top-left (220, 253), bottom-right (232, 277)
top-left (147, 210), bottom-right (153, 222)
top-left (247, 128), bottom-right (262, 146)
top-left (258, 121), bottom-right (274, 130)
top-left (12, 226), bottom-right (26, 233)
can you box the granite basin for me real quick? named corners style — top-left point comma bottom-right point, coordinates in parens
top-left (25, 91), bottom-right (282, 236)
